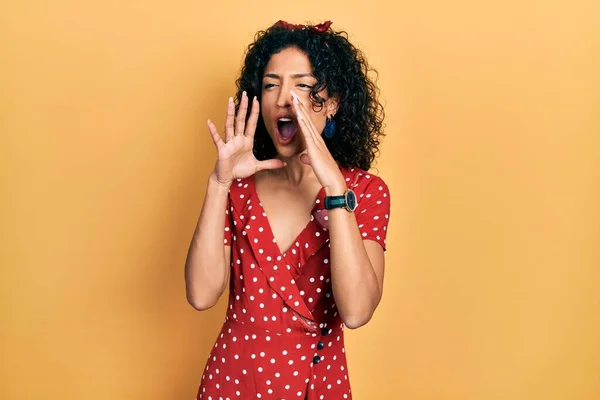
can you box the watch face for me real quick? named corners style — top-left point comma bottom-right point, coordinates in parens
top-left (345, 190), bottom-right (357, 211)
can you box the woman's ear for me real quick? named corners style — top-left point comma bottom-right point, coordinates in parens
top-left (326, 95), bottom-right (340, 117)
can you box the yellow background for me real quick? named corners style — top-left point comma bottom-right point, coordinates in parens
top-left (1, 0), bottom-right (599, 399)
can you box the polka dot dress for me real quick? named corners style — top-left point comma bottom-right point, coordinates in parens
top-left (196, 167), bottom-right (391, 400)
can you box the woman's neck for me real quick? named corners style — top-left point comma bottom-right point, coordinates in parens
top-left (265, 153), bottom-right (315, 188)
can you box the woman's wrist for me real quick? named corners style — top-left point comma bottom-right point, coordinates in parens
top-left (324, 176), bottom-right (348, 196)
top-left (209, 170), bottom-right (232, 190)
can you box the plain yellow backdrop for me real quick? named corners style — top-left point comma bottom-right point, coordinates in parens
top-left (1, 0), bottom-right (599, 399)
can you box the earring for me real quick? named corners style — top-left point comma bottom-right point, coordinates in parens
top-left (323, 115), bottom-right (336, 138)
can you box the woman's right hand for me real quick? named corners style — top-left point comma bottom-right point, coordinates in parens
top-left (207, 91), bottom-right (286, 186)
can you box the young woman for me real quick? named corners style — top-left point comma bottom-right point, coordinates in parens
top-left (185, 19), bottom-right (391, 400)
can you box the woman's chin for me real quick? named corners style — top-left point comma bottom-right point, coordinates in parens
top-left (273, 138), bottom-right (305, 158)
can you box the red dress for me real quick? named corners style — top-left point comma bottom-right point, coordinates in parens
top-left (196, 167), bottom-right (391, 400)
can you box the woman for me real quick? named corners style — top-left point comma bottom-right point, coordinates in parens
top-left (185, 19), bottom-right (391, 400)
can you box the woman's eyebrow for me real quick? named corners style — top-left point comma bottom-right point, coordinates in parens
top-left (263, 73), bottom-right (314, 79)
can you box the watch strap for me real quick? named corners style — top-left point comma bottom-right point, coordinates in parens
top-left (324, 195), bottom-right (346, 210)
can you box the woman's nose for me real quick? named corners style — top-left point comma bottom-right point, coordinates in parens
top-left (276, 85), bottom-right (292, 108)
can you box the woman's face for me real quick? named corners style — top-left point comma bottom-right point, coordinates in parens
top-left (261, 46), bottom-right (337, 158)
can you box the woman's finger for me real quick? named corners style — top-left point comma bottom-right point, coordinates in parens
top-left (299, 153), bottom-right (311, 165)
top-left (255, 158), bottom-right (287, 171)
top-left (299, 102), bottom-right (326, 147)
top-left (245, 96), bottom-right (260, 138)
top-left (292, 101), bottom-right (316, 147)
top-left (225, 97), bottom-right (235, 142)
top-left (291, 91), bottom-right (322, 145)
top-left (207, 119), bottom-right (225, 150)
top-left (235, 91), bottom-right (248, 136)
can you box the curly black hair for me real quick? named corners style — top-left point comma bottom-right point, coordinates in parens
top-left (234, 21), bottom-right (385, 171)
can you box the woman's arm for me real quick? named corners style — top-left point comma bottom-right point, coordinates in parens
top-left (184, 171), bottom-right (232, 310)
top-left (185, 93), bottom-right (286, 310)
top-left (289, 90), bottom-right (389, 329)
top-left (326, 184), bottom-right (385, 329)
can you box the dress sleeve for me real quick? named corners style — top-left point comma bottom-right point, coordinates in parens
top-left (355, 176), bottom-right (391, 251)
top-left (224, 192), bottom-right (233, 246)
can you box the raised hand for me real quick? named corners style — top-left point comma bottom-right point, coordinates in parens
top-left (207, 91), bottom-right (286, 186)
top-left (290, 90), bottom-right (347, 195)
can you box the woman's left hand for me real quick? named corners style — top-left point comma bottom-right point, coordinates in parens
top-left (290, 90), bottom-right (347, 195)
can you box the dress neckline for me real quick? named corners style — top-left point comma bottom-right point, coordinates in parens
top-left (249, 173), bottom-right (325, 257)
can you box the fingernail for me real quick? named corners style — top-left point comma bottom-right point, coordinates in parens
top-left (207, 119), bottom-right (211, 125)
top-left (229, 97), bottom-right (233, 102)
top-left (290, 90), bottom-right (300, 104)
top-left (242, 91), bottom-right (246, 97)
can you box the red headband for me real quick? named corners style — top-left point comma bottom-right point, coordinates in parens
top-left (273, 20), bottom-right (333, 33)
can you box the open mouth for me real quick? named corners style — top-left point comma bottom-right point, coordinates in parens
top-left (276, 118), bottom-right (298, 141)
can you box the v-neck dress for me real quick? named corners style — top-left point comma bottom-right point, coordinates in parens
top-left (196, 166), bottom-right (391, 400)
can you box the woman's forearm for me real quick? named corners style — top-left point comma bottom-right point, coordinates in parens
top-left (185, 171), bottom-right (232, 310)
top-left (327, 205), bottom-right (382, 329)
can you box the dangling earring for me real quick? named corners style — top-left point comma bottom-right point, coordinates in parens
top-left (323, 115), bottom-right (336, 138)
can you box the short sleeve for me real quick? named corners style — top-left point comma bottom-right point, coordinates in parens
top-left (224, 192), bottom-right (233, 246)
top-left (355, 176), bottom-right (391, 251)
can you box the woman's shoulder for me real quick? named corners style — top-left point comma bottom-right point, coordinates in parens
top-left (226, 175), bottom-right (254, 209)
top-left (340, 166), bottom-right (389, 193)
top-left (226, 168), bottom-right (390, 209)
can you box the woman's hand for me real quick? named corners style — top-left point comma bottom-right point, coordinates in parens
top-left (208, 91), bottom-right (286, 186)
top-left (290, 90), bottom-right (347, 195)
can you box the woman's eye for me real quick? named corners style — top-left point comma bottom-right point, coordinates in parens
top-left (298, 84), bottom-right (313, 89)
top-left (263, 83), bottom-right (276, 89)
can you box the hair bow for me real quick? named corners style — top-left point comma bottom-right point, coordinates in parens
top-left (273, 20), bottom-right (333, 33)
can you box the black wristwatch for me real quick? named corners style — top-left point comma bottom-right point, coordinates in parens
top-left (324, 189), bottom-right (358, 212)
